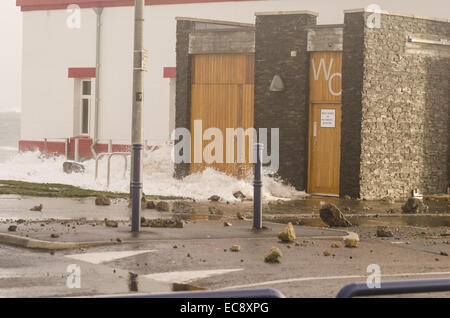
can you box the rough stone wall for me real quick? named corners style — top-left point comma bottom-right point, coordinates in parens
top-left (359, 12), bottom-right (449, 199)
top-left (340, 12), bottom-right (366, 198)
top-left (254, 13), bottom-right (317, 190)
top-left (174, 20), bottom-right (194, 179)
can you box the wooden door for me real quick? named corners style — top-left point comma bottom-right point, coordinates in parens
top-left (308, 52), bottom-right (342, 195)
top-left (191, 54), bottom-right (254, 177)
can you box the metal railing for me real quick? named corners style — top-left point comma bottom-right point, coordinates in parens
top-left (336, 278), bottom-right (450, 298)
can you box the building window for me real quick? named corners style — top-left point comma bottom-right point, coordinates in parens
top-left (80, 80), bottom-right (91, 135)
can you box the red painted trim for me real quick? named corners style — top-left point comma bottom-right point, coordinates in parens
top-left (68, 67), bottom-right (96, 78)
top-left (19, 139), bottom-right (158, 158)
top-left (163, 67), bottom-right (176, 78)
top-left (17, 0), bottom-right (260, 12)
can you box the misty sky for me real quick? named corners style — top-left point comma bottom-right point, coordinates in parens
top-left (0, 0), bottom-right (448, 112)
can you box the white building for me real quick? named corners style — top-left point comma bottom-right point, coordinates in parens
top-left (16, 0), bottom-right (449, 157)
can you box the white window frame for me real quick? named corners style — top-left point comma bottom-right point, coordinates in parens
top-left (79, 79), bottom-right (92, 136)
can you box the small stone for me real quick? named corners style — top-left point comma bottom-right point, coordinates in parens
top-left (30, 204), bottom-right (43, 212)
top-left (230, 245), bottom-right (241, 252)
top-left (50, 234), bottom-right (60, 238)
top-left (278, 222), bottom-right (296, 242)
top-left (323, 251), bottom-right (331, 257)
top-left (8, 225), bottom-right (17, 232)
top-left (156, 201), bottom-right (170, 212)
top-left (224, 222), bottom-right (232, 227)
top-left (440, 251), bottom-right (448, 256)
top-left (319, 203), bottom-right (352, 227)
top-left (208, 195), bottom-right (221, 202)
top-left (377, 226), bottom-right (394, 238)
top-left (95, 196), bottom-right (111, 206)
top-left (233, 191), bottom-right (246, 200)
top-left (264, 247), bottom-right (282, 263)
top-left (187, 253), bottom-right (191, 257)
top-left (344, 238), bottom-right (359, 248)
top-left (343, 195), bottom-right (352, 200)
top-left (236, 212), bottom-right (246, 220)
top-left (331, 242), bottom-right (341, 248)
top-left (104, 218), bottom-right (118, 228)
top-left (116, 238), bottom-right (123, 243)
top-left (173, 245), bottom-right (178, 249)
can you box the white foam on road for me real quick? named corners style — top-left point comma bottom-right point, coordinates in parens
top-left (220, 271), bottom-right (450, 290)
top-left (65, 250), bottom-right (157, 264)
top-left (0, 145), bottom-right (305, 201)
top-left (143, 268), bottom-right (244, 284)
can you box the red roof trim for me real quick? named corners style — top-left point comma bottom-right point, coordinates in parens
top-left (163, 67), bottom-right (176, 78)
top-left (17, 0), bottom-right (260, 12)
top-left (68, 67), bottom-right (96, 78)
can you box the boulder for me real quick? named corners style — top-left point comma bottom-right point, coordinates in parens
top-left (278, 222), bottom-right (296, 242)
top-left (208, 207), bottom-right (224, 216)
top-left (402, 198), bottom-right (428, 214)
top-left (208, 195), bottom-right (221, 202)
top-left (146, 200), bottom-right (156, 209)
top-left (264, 247), bottom-right (282, 263)
top-left (376, 226), bottom-right (394, 238)
top-left (104, 218), bottom-right (118, 228)
top-left (172, 201), bottom-right (195, 214)
top-left (30, 204), bottom-right (44, 212)
top-left (95, 196), bottom-right (111, 206)
top-left (230, 245), bottom-right (241, 252)
top-left (8, 225), bottom-right (17, 232)
top-left (319, 203), bottom-right (352, 227)
top-left (63, 161), bottom-right (85, 174)
top-left (233, 191), bottom-right (246, 200)
top-left (141, 217), bottom-right (184, 228)
top-left (344, 238), bottom-right (359, 248)
top-left (156, 201), bottom-right (170, 212)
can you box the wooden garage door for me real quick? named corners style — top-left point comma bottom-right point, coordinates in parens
top-left (307, 52), bottom-right (342, 196)
top-left (191, 54), bottom-right (254, 177)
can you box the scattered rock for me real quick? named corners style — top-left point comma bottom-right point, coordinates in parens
top-left (264, 247), bottom-right (282, 263)
top-left (323, 251), bottom-right (331, 257)
top-left (50, 234), bottom-right (60, 238)
top-left (224, 222), bottom-right (232, 227)
top-left (95, 196), bottom-right (111, 206)
top-left (173, 245), bottom-right (178, 249)
top-left (278, 222), bottom-right (296, 242)
top-left (233, 191), bottom-right (246, 200)
top-left (208, 195), bottom-right (221, 202)
top-left (104, 218), bottom-right (118, 228)
top-left (156, 201), bottom-right (170, 212)
top-left (376, 226), bottom-right (394, 238)
top-left (141, 218), bottom-right (184, 228)
top-left (343, 195), bottom-right (352, 200)
top-left (440, 251), bottom-right (448, 257)
top-left (344, 238), bottom-right (359, 248)
top-left (63, 161), bottom-right (85, 174)
top-left (30, 204), bottom-right (43, 212)
top-left (116, 238), bottom-right (123, 243)
top-left (319, 203), bottom-right (352, 227)
top-left (208, 207), bottom-right (224, 216)
top-left (8, 225), bottom-right (17, 232)
top-left (17, 219), bottom-right (25, 224)
top-left (236, 212), bottom-right (246, 220)
top-left (402, 198), bottom-right (428, 214)
top-left (172, 201), bottom-right (195, 214)
top-left (146, 200), bottom-right (156, 209)
top-left (230, 245), bottom-right (241, 252)
top-left (331, 242), bottom-right (341, 248)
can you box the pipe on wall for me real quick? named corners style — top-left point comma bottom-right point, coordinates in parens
top-left (91, 7), bottom-right (103, 158)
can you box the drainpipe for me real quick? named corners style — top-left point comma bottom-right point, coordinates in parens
top-left (91, 7), bottom-right (103, 158)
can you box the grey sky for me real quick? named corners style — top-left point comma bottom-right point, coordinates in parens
top-left (0, 0), bottom-right (448, 112)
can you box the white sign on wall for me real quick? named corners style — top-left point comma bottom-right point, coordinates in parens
top-left (321, 109), bottom-right (336, 128)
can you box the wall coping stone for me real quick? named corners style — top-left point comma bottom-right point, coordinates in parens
top-left (255, 10), bottom-right (319, 17)
top-left (175, 17), bottom-right (255, 28)
top-left (343, 8), bottom-right (448, 23)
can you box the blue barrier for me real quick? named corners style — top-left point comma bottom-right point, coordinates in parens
top-left (336, 278), bottom-right (450, 298)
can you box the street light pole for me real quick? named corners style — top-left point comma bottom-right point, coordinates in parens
top-left (130, 0), bottom-right (145, 232)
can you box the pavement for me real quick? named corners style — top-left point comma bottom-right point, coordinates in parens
top-left (1, 195), bottom-right (450, 298)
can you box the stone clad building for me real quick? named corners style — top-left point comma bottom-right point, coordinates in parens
top-left (175, 8), bottom-right (450, 200)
